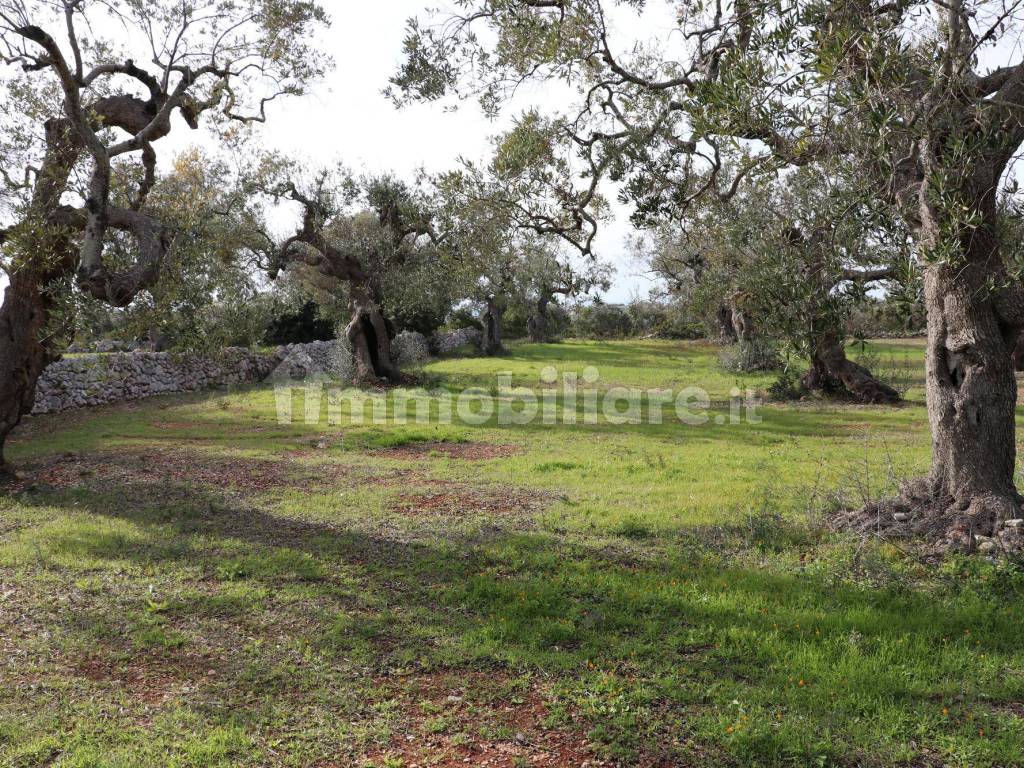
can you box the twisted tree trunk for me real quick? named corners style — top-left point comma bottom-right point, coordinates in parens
top-left (903, 163), bottom-right (1024, 531)
top-left (0, 274), bottom-right (60, 476)
top-left (528, 293), bottom-right (552, 342)
top-left (793, 234), bottom-right (900, 404)
top-left (0, 119), bottom-right (81, 475)
top-left (0, 99), bottom-right (175, 474)
top-left (481, 296), bottom-right (505, 355)
top-left (346, 284), bottom-right (400, 381)
top-left (802, 332), bottom-right (900, 404)
top-left (716, 304), bottom-right (738, 342)
top-left (920, 258), bottom-right (1021, 527)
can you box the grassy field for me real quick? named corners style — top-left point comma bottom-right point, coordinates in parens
top-left (3, 339), bottom-right (1024, 767)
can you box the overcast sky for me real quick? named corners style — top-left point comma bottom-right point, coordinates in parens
top-left (253, 0), bottom-right (677, 302)
top-left (1, 2), bottom-right (678, 302)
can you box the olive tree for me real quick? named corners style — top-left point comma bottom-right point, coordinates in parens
top-left (0, 0), bottom-right (327, 475)
top-left (433, 180), bottom-right (595, 354)
top-left (432, 169), bottom-right (525, 355)
top-left (643, 165), bottom-right (912, 402)
top-left (759, 169), bottom-right (913, 403)
top-left (97, 149), bottom-right (276, 352)
top-left (268, 171), bottom-right (437, 380)
top-left (524, 247), bottom-right (611, 342)
top-left (393, 0), bottom-right (1024, 534)
top-left (431, 113), bottom-right (610, 353)
top-left (633, 173), bottom-right (761, 345)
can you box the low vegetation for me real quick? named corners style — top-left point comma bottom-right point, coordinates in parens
top-left (3, 340), bottom-right (1023, 767)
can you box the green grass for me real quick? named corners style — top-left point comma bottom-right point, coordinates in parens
top-left (2, 338), bottom-right (1023, 767)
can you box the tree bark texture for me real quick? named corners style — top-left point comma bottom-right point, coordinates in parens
top-left (801, 332), bottom-right (900, 404)
top-left (346, 284), bottom-right (400, 381)
top-left (912, 157), bottom-right (1024, 528)
top-left (528, 294), bottom-right (552, 343)
top-left (482, 297), bottom-right (505, 355)
top-left (0, 118), bottom-right (82, 472)
top-left (716, 304), bottom-right (739, 342)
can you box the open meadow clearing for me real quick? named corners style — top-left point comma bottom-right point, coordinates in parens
top-left (3, 339), bottom-right (1024, 767)
top-left (10, 0), bottom-right (1024, 765)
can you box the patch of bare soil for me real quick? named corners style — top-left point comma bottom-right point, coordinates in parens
top-left (991, 701), bottom-right (1024, 719)
top-left (392, 482), bottom-right (550, 518)
top-left (358, 670), bottom-right (610, 768)
top-left (15, 449), bottom-right (407, 496)
top-left (371, 441), bottom-right (523, 461)
top-left (69, 650), bottom-right (217, 706)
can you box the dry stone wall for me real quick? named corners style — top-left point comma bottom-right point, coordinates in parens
top-left (33, 330), bottom-right (487, 416)
top-left (32, 348), bottom-right (286, 415)
top-left (430, 327), bottom-right (482, 356)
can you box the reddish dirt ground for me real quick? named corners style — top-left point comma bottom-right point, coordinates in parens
top-left (17, 449), bottom-right (399, 495)
top-left (70, 650), bottom-right (219, 706)
top-left (371, 442), bottom-right (523, 461)
top-left (392, 483), bottom-right (549, 518)
top-left (358, 671), bottom-right (609, 768)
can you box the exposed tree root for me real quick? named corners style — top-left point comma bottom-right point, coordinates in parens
top-left (802, 343), bottom-right (901, 405)
top-left (802, 368), bottom-right (901, 405)
top-left (831, 478), bottom-right (1024, 556)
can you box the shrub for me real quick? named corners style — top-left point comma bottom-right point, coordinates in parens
top-left (718, 339), bottom-right (782, 373)
top-left (264, 301), bottom-right (336, 345)
top-left (571, 304), bottom-right (633, 339)
top-left (627, 299), bottom-right (704, 339)
top-left (393, 331), bottom-right (432, 369)
top-left (767, 368), bottom-right (805, 401)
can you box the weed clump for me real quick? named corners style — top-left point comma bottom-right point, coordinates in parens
top-left (718, 339), bottom-right (782, 374)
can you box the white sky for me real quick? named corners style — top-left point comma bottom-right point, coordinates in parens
top-left (251, 0), bottom-right (673, 302)
top-left (5, 3), bottom-right (1024, 303)
top-left (0, 1), bottom-right (680, 302)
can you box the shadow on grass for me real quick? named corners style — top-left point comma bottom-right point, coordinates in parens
top-left (6, 461), bottom-right (1024, 766)
top-left (10, 389), bottom-right (927, 474)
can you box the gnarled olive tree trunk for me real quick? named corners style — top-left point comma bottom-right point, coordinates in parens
top-left (731, 306), bottom-right (755, 342)
top-left (0, 274), bottom-right (59, 476)
top-left (793, 239), bottom-right (900, 405)
top-left (481, 296), bottom-right (505, 355)
top-left (802, 332), bottom-right (900, 404)
top-left (0, 119), bottom-right (81, 476)
top-left (527, 293), bottom-right (552, 343)
top-left (916, 190), bottom-right (1023, 527)
top-left (346, 284), bottom-right (400, 381)
top-left (716, 304), bottom-right (739, 342)
top-left (922, 263), bottom-right (1019, 525)
top-left (0, 92), bottom-right (177, 476)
